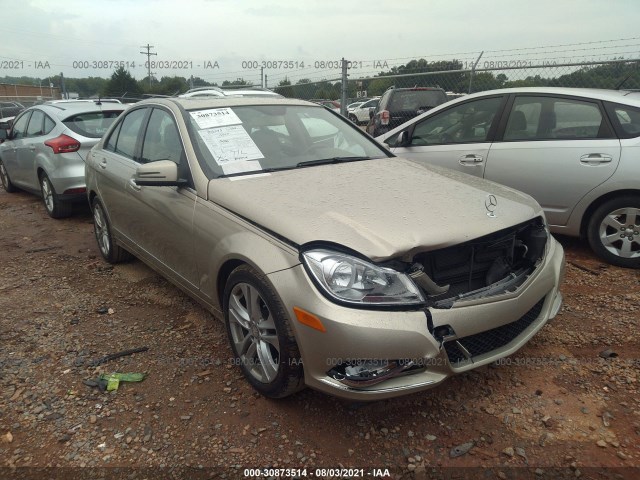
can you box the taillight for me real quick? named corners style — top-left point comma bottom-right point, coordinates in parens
top-left (45, 134), bottom-right (81, 154)
top-left (380, 110), bottom-right (390, 125)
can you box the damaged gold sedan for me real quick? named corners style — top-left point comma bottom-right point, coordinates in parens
top-left (85, 96), bottom-right (564, 400)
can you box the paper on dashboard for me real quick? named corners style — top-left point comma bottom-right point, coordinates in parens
top-left (198, 125), bottom-right (265, 165)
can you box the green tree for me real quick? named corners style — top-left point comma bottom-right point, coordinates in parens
top-left (274, 78), bottom-right (294, 98)
top-left (103, 67), bottom-right (141, 98)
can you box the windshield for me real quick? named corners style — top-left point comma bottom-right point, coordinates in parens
top-left (187, 104), bottom-right (390, 177)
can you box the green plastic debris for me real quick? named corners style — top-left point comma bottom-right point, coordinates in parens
top-left (99, 373), bottom-right (146, 392)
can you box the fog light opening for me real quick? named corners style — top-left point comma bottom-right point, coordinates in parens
top-left (328, 359), bottom-right (418, 388)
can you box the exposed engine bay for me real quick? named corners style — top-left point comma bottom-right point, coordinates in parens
top-left (409, 217), bottom-right (547, 308)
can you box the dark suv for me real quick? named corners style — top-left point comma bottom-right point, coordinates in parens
top-left (366, 87), bottom-right (447, 136)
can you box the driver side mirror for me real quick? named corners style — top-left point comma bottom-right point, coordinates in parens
top-left (134, 160), bottom-right (188, 187)
top-left (396, 130), bottom-right (410, 147)
top-left (384, 130), bottom-right (410, 148)
top-left (0, 129), bottom-right (7, 143)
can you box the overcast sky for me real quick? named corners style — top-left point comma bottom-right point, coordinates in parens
top-left (2, 0), bottom-right (640, 85)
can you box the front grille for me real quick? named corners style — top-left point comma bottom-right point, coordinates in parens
top-left (412, 217), bottom-right (547, 305)
top-left (444, 297), bottom-right (545, 365)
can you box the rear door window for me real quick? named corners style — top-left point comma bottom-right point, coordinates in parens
top-left (503, 96), bottom-right (612, 141)
top-left (26, 110), bottom-right (45, 137)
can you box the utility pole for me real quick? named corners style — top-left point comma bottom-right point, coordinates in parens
top-left (140, 44), bottom-right (157, 88)
top-left (60, 72), bottom-right (67, 99)
top-left (340, 58), bottom-right (348, 116)
top-left (260, 67), bottom-right (264, 88)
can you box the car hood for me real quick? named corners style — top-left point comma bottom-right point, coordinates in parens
top-left (208, 158), bottom-right (543, 261)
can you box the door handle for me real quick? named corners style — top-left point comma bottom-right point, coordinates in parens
top-left (99, 159), bottom-right (107, 169)
top-left (580, 154), bottom-right (612, 165)
top-left (128, 178), bottom-right (141, 192)
top-left (459, 154), bottom-right (484, 165)
top-left (29, 146), bottom-right (36, 151)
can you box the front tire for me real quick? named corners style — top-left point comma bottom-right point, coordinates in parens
top-left (587, 195), bottom-right (640, 268)
top-left (92, 198), bottom-right (132, 263)
top-left (0, 158), bottom-right (18, 193)
top-left (223, 265), bottom-right (304, 398)
top-left (40, 173), bottom-right (72, 218)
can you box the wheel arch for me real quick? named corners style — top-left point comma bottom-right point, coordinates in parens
top-left (580, 189), bottom-right (640, 237)
top-left (216, 258), bottom-right (247, 308)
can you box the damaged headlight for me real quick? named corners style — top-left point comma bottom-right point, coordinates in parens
top-left (302, 249), bottom-right (425, 306)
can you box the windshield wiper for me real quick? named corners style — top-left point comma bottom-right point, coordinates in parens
top-left (296, 156), bottom-right (372, 168)
top-left (216, 166), bottom-right (296, 178)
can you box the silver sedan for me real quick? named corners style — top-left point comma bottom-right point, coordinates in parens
top-left (377, 87), bottom-right (640, 268)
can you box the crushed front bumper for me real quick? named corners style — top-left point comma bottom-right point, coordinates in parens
top-left (269, 236), bottom-right (564, 401)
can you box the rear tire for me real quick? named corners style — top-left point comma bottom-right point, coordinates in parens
top-left (40, 173), bottom-right (72, 218)
top-left (92, 198), bottom-right (133, 263)
top-left (587, 195), bottom-right (640, 268)
top-left (0, 158), bottom-right (18, 193)
top-left (223, 264), bottom-right (305, 398)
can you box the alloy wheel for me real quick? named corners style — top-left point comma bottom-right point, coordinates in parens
top-left (40, 176), bottom-right (54, 213)
top-left (0, 162), bottom-right (8, 189)
top-left (227, 282), bottom-right (280, 383)
top-left (599, 207), bottom-right (640, 259)
top-left (93, 203), bottom-right (111, 257)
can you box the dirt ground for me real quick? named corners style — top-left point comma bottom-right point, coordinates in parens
top-left (1, 188), bottom-right (639, 480)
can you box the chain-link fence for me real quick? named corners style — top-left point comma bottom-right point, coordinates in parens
top-left (1, 58), bottom-right (639, 112)
top-left (270, 59), bottom-right (640, 112)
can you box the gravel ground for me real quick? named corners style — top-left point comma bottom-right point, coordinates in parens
top-left (1, 189), bottom-right (639, 480)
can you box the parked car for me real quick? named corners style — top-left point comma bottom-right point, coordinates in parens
top-left (0, 101), bottom-right (127, 217)
top-left (0, 101), bottom-right (24, 120)
top-left (376, 87), bottom-right (640, 268)
top-left (346, 101), bottom-right (365, 112)
top-left (85, 96), bottom-right (563, 400)
top-left (367, 86), bottom-right (448, 136)
top-left (349, 97), bottom-right (380, 124)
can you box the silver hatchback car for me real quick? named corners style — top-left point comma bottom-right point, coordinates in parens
top-left (85, 96), bottom-right (564, 400)
top-left (377, 87), bottom-right (640, 268)
top-left (0, 101), bottom-right (127, 217)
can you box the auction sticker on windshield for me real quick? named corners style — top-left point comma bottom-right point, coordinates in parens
top-left (190, 108), bottom-right (242, 129)
top-left (198, 125), bottom-right (264, 164)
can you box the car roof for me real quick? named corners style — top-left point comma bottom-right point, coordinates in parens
top-left (45, 99), bottom-right (123, 104)
top-left (32, 102), bottom-right (128, 119)
top-left (139, 96), bottom-right (317, 110)
top-left (459, 87), bottom-right (640, 105)
top-left (178, 87), bottom-right (281, 98)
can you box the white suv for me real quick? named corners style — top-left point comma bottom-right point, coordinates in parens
top-left (348, 97), bottom-right (380, 124)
